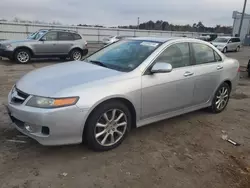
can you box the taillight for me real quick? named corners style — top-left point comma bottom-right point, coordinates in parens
top-left (237, 67), bottom-right (241, 72)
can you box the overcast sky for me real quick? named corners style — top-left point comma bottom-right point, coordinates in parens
top-left (0, 0), bottom-right (249, 27)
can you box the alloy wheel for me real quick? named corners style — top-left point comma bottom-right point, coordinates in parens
top-left (215, 86), bottom-right (229, 110)
top-left (17, 51), bottom-right (29, 63)
top-left (72, 51), bottom-right (82, 60)
top-left (95, 109), bottom-right (127, 147)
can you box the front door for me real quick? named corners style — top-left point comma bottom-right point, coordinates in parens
top-left (141, 42), bottom-right (195, 119)
top-left (190, 43), bottom-right (224, 105)
top-left (32, 31), bottom-right (59, 55)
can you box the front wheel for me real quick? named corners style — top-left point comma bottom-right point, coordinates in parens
top-left (84, 101), bottom-right (131, 151)
top-left (222, 47), bottom-right (227, 53)
top-left (69, 49), bottom-right (82, 61)
top-left (210, 82), bottom-right (230, 113)
top-left (235, 46), bottom-right (240, 52)
top-left (15, 49), bottom-right (31, 64)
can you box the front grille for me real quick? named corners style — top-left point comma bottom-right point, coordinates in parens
top-left (11, 87), bottom-right (30, 104)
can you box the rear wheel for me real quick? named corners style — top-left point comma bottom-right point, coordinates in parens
top-left (210, 82), bottom-right (230, 113)
top-left (69, 49), bottom-right (82, 61)
top-left (84, 101), bottom-right (131, 151)
top-left (15, 49), bottom-right (31, 64)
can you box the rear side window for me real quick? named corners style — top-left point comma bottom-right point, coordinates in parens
top-left (154, 43), bottom-right (191, 69)
top-left (192, 43), bottom-right (215, 64)
top-left (232, 38), bottom-right (237, 43)
top-left (73, 33), bottom-right (82, 40)
top-left (58, 32), bottom-right (74, 41)
top-left (234, 38), bottom-right (241, 42)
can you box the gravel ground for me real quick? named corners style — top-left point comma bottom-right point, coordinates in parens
top-left (1, 47), bottom-right (250, 188)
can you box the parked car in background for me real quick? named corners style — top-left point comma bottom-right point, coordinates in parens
top-left (7, 37), bottom-right (239, 151)
top-left (102, 35), bottom-right (132, 45)
top-left (0, 29), bottom-right (88, 63)
top-left (196, 36), bottom-right (210, 41)
top-left (211, 37), bottom-right (241, 53)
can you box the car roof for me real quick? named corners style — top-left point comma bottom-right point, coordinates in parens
top-left (217, 36), bottom-right (237, 39)
top-left (128, 36), bottom-right (183, 43)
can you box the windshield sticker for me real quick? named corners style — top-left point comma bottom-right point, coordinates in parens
top-left (140, 42), bottom-right (159, 47)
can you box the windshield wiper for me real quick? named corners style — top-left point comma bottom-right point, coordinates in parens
top-left (89, 60), bottom-right (107, 68)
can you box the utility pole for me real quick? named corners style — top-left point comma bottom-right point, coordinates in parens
top-left (137, 17), bottom-right (140, 29)
top-left (238, 0), bottom-right (247, 37)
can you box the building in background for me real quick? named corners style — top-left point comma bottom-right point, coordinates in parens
top-left (232, 11), bottom-right (250, 43)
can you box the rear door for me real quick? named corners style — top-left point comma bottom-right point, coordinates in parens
top-left (57, 32), bottom-right (75, 54)
top-left (190, 43), bottom-right (224, 105)
top-left (32, 31), bottom-right (59, 55)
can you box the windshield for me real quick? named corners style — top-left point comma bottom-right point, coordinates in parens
top-left (213, 38), bottom-right (229, 43)
top-left (85, 40), bottom-right (161, 72)
top-left (27, 30), bottom-right (47, 40)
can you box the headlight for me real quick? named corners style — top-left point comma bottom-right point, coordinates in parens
top-left (26, 96), bottom-right (79, 108)
top-left (5, 44), bottom-right (12, 49)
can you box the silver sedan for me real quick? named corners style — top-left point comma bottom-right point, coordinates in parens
top-left (7, 37), bottom-right (240, 151)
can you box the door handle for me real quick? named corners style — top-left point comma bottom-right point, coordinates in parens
top-left (217, 65), bottom-right (223, 70)
top-left (184, 71), bottom-right (194, 77)
top-left (53, 43), bottom-right (56, 46)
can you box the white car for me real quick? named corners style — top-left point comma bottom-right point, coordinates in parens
top-left (211, 37), bottom-right (241, 53)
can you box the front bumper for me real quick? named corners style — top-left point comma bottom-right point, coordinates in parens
top-left (7, 92), bottom-right (89, 146)
top-left (0, 49), bottom-right (14, 58)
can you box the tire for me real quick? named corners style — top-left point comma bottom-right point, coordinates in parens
top-left (14, 49), bottom-right (31, 64)
top-left (210, 82), bottom-right (231, 113)
top-left (248, 70), bottom-right (250, 78)
top-left (69, 49), bottom-right (82, 61)
top-left (84, 100), bottom-right (132, 151)
top-left (235, 46), bottom-right (240, 52)
top-left (222, 47), bottom-right (227, 53)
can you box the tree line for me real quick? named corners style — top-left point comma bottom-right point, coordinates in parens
top-left (0, 18), bottom-right (232, 34)
top-left (118, 20), bottom-right (232, 34)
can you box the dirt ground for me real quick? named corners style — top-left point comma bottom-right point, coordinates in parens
top-left (1, 48), bottom-right (250, 188)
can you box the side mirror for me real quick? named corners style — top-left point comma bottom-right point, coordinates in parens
top-left (40, 37), bottom-right (46, 42)
top-left (228, 40), bottom-right (232, 43)
top-left (151, 62), bottom-right (173, 74)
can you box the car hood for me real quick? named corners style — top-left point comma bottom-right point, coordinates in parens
top-left (16, 61), bottom-right (124, 97)
top-left (0, 39), bottom-right (34, 44)
top-left (211, 42), bottom-right (226, 46)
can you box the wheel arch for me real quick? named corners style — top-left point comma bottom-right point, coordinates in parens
top-left (82, 96), bottom-right (137, 139)
top-left (14, 46), bottom-right (34, 57)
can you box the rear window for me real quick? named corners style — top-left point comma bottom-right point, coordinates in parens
top-left (73, 33), bottom-right (82, 40)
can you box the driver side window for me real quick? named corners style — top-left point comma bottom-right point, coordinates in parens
top-left (42, 31), bottom-right (58, 41)
top-left (154, 43), bottom-right (191, 69)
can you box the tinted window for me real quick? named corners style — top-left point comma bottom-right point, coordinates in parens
top-left (233, 38), bottom-right (240, 42)
top-left (154, 43), bottom-right (190, 69)
top-left (73, 33), bottom-right (82, 40)
top-left (58, 32), bottom-right (74, 40)
top-left (42, 31), bottom-right (58, 41)
top-left (192, 43), bottom-right (215, 64)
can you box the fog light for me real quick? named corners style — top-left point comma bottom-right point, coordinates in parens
top-left (24, 123), bottom-right (34, 133)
